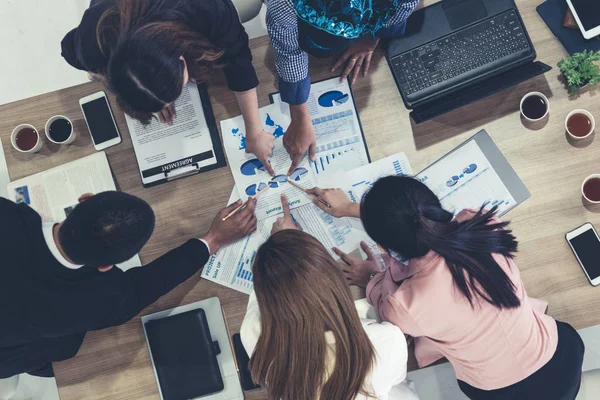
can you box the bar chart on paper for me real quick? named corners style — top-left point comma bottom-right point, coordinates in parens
top-left (311, 136), bottom-right (370, 177)
top-left (232, 250), bottom-right (255, 293)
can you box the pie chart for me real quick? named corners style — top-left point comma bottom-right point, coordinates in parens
top-left (289, 167), bottom-right (308, 181)
top-left (241, 159), bottom-right (265, 176)
top-left (318, 91), bottom-right (349, 107)
top-left (246, 182), bottom-right (267, 196)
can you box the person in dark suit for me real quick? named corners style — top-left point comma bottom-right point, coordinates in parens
top-left (0, 191), bottom-right (256, 379)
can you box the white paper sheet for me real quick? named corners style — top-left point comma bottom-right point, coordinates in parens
top-left (0, 138), bottom-right (10, 199)
top-left (221, 104), bottom-right (318, 220)
top-left (271, 78), bottom-right (370, 182)
top-left (416, 140), bottom-right (516, 215)
top-left (124, 83), bottom-right (218, 186)
top-left (344, 152), bottom-right (413, 202)
top-left (203, 154), bottom-right (413, 294)
top-left (6, 152), bottom-right (141, 271)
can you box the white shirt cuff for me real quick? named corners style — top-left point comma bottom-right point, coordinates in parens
top-left (197, 238), bottom-right (211, 254)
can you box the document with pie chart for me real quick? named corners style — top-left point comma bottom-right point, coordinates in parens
top-left (220, 104), bottom-right (318, 220)
top-left (270, 77), bottom-right (371, 183)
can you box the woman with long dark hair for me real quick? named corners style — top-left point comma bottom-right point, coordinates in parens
top-left (62, 0), bottom-right (276, 173)
top-left (240, 200), bottom-right (418, 399)
top-left (308, 177), bottom-right (585, 400)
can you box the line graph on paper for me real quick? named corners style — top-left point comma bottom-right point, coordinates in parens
top-left (313, 110), bottom-right (358, 143)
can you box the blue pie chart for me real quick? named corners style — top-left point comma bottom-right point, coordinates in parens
top-left (318, 91), bottom-right (349, 107)
top-left (289, 167), bottom-right (308, 181)
top-left (463, 164), bottom-right (477, 174)
top-left (241, 159), bottom-right (265, 176)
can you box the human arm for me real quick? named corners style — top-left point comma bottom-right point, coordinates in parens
top-left (284, 104), bottom-right (316, 174)
top-left (306, 187), bottom-right (360, 218)
top-left (266, 0), bottom-right (316, 173)
top-left (94, 200), bottom-right (258, 328)
top-left (271, 194), bottom-right (301, 234)
top-left (332, 0), bottom-right (419, 84)
top-left (189, 0), bottom-right (258, 92)
top-left (240, 291), bottom-right (261, 356)
top-left (60, 0), bottom-right (109, 73)
top-left (379, 0), bottom-right (420, 32)
top-left (235, 89), bottom-right (276, 176)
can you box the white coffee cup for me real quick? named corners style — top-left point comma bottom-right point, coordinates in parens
top-left (520, 91), bottom-right (550, 122)
top-left (45, 115), bottom-right (76, 145)
top-left (582, 174), bottom-right (600, 204)
top-left (566, 109), bottom-right (595, 140)
top-left (10, 124), bottom-right (43, 153)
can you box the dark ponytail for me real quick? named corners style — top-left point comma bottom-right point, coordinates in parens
top-left (361, 176), bottom-right (520, 309)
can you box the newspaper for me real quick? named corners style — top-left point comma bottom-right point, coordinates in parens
top-left (6, 152), bottom-right (141, 271)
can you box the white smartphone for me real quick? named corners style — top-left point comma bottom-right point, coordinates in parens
top-left (79, 91), bottom-right (122, 151)
top-left (566, 0), bottom-right (600, 40)
top-left (566, 223), bottom-right (600, 286)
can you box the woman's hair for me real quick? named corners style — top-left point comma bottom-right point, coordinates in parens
top-left (250, 230), bottom-right (375, 400)
top-left (361, 176), bottom-right (520, 309)
top-left (96, 0), bottom-right (223, 123)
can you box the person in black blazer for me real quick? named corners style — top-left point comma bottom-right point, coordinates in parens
top-left (0, 191), bottom-right (256, 379)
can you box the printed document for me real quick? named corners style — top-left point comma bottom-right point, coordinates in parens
top-left (6, 152), bottom-right (141, 271)
top-left (124, 83), bottom-right (219, 186)
top-left (271, 77), bottom-right (370, 182)
top-left (221, 104), bottom-right (318, 220)
top-left (416, 140), bottom-right (516, 215)
top-left (202, 153), bottom-right (413, 294)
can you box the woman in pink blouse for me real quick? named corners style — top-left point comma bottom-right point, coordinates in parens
top-left (308, 176), bottom-right (585, 400)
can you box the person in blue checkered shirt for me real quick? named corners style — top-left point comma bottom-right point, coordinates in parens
top-left (267, 0), bottom-right (419, 173)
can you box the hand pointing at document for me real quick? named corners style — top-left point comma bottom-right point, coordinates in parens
top-left (271, 195), bottom-right (301, 234)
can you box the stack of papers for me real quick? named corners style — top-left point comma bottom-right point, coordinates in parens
top-left (202, 77), bottom-right (400, 294)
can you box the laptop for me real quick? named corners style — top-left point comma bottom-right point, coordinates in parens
top-left (386, 0), bottom-right (552, 123)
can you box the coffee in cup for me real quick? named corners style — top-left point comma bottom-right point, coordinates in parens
top-left (45, 115), bottom-right (75, 144)
top-left (582, 174), bottom-right (600, 203)
top-left (566, 109), bottom-right (595, 140)
top-left (11, 124), bottom-right (42, 153)
top-left (520, 92), bottom-right (549, 122)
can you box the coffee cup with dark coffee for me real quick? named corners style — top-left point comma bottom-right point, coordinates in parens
top-left (11, 124), bottom-right (43, 153)
top-left (45, 115), bottom-right (75, 145)
top-left (566, 109), bottom-right (595, 140)
top-left (582, 174), bottom-right (600, 204)
top-left (520, 92), bottom-right (550, 122)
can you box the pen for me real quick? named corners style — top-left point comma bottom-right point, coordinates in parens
top-left (222, 185), bottom-right (270, 221)
top-left (286, 178), bottom-right (332, 208)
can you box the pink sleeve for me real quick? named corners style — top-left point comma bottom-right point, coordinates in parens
top-left (366, 269), bottom-right (389, 313)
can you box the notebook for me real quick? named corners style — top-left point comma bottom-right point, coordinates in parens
top-left (144, 308), bottom-right (224, 400)
top-left (537, 0), bottom-right (600, 55)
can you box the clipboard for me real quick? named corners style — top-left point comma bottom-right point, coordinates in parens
top-left (125, 83), bottom-right (226, 188)
top-left (416, 129), bottom-right (530, 216)
top-left (268, 76), bottom-right (371, 164)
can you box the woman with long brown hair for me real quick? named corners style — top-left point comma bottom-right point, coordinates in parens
top-left (61, 0), bottom-right (276, 174)
top-left (240, 201), bottom-right (418, 400)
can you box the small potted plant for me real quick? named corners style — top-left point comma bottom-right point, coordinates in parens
top-left (558, 50), bottom-right (600, 94)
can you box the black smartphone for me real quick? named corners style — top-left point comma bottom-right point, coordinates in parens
top-left (232, 333), bottom-right (261, 391)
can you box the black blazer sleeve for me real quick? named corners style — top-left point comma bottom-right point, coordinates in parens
top-left (186, 0), bottom-right (259, 92)
top-left (60, 0), bottom-right (110, 73)
top-left (93, 239), bottom-right (211, 329)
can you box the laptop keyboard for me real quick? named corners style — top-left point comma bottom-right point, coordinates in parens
top-left (391, 10), bottom-right (531, 96)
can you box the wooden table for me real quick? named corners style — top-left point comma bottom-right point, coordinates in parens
top-left (1, 0), bottom-right (599, 398)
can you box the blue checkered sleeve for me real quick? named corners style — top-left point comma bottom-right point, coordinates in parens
top-left (267, 0), bottom-right (311, 105)
top-left (267, 0), bottom-right (420, 105)
top-left (385, 0), bottom-right (420, 28)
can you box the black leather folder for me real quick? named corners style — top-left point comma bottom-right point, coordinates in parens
top-left (145, 308), bottom-right (224, 400)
